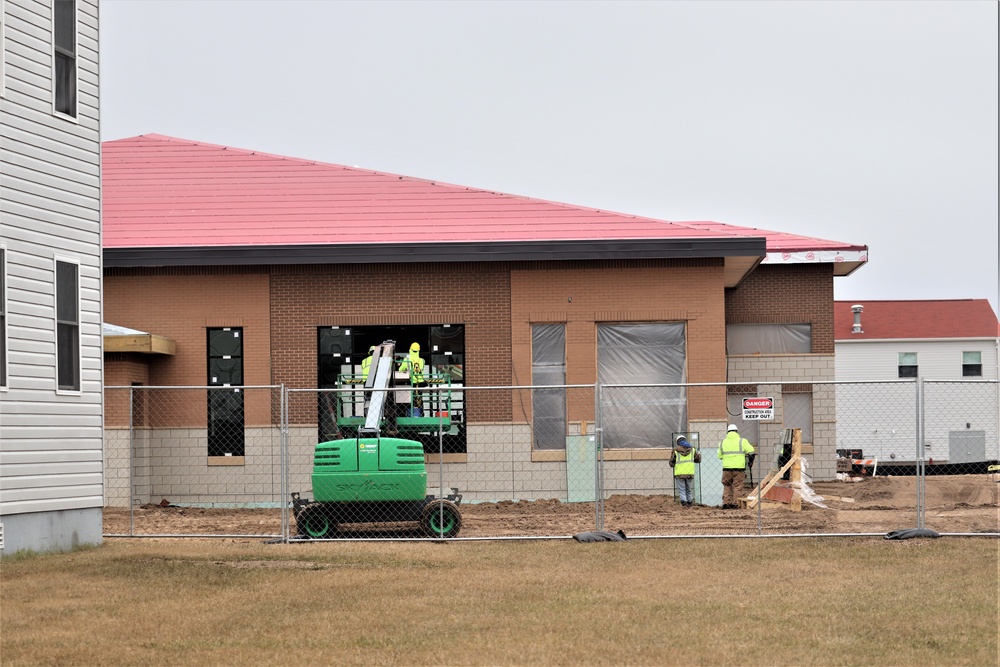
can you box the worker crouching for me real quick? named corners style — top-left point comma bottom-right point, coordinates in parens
top-left (669, 436), bottom-right (701, 508)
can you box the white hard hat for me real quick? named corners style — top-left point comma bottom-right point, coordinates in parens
top-left (727, 424), bottom-right (738, 432)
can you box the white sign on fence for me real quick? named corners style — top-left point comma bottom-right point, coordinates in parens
top-left (742, 397), bottom-right (774, 421)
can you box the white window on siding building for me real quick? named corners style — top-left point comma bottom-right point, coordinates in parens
top-left (55, 259), bottom-right (80, 392)
top-left (53, 0), bottom-right (77, 118)
top-left (962, 351), bottom-right (983, 377)
top-left (898, 352), bottom-right (918, 378)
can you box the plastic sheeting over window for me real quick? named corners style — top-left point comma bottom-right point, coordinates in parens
top-left (598, 323), bottom-right (686, 449)
top-left (726, 324), bottom-right (811, 354)
top-left (783, 392), bottom-right (813, 443)
top-left (532, 324), bottom-right (566, 450)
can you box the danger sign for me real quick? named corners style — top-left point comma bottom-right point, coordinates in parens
top-left (742, 397), bottom-right (774, 421)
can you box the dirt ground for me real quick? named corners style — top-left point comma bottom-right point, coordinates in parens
top-left (102, 474), bottom-right (999, 539)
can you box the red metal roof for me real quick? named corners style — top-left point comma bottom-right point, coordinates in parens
top-left (102, 134), bottom-right (866, 258)
top-left (834, 300), bottom-right (1000, 340)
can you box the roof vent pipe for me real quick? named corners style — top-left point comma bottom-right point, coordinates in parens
top-left (851, 304), bottom-right (864, 333)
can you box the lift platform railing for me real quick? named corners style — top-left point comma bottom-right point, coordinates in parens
top-left (337, 371), bottom-right (453, 432)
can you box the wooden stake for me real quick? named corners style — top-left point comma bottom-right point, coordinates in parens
top-left (789, 428), bottom-right (802, 511)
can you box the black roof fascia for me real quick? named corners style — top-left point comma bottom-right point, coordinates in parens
top-left (103, 238), bottom-right (767, 268)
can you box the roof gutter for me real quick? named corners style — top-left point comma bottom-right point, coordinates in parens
top-left (104, 237), bottom-right (767, 268)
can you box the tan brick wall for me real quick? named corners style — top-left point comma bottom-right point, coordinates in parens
top-left (511, 259), bottom-right (729, 424)
top-left (724, 264), bottom-right (835, 354)
top-left (103, 354), bottom-right (150, 427)
top-left (103, 267), bottom-right (272, 425)
top-left (269, 263), bottom-right (512, 423)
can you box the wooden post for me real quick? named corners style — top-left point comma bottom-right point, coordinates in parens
top-left (789, 428), bottom-right (802, 511)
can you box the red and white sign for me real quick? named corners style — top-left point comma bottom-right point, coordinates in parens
top-left (742, 397), bottom-right (774, 421)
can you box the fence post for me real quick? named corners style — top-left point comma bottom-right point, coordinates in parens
top-left (280, 384), bottom-right (287, 541)
top-left (594, 381), bottom-right (603, 532)
top-left (916, 377), bottom-right (925, 529)
top-left (128, 385), bottom-right (135, 537)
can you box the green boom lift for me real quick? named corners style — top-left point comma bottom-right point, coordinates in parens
top-left (292, 341), bottom-right (462, 538)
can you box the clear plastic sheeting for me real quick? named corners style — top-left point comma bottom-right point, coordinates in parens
top-left (726, 323), bottom-right (811, 354)
top-left (531, 324), bottom-right (567, 450)
top-left (598, 323), bottom-right (686, 448)
top-left (794, 458), bottom-right (828, 509)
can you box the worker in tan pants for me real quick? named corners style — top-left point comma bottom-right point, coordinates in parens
top-left (718, 424), bottom-right (755, 508)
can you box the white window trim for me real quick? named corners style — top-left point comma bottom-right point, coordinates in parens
top-left (897, 351), bottom-right (918, 378)
top-left (1, 0), bottom-right (6, 98)
top-left (54, 255), bottom-right (82, 395)
top-left (51, 0), bottom-right (79, 122)
top-left (0, 243), bottom-right (7, 391)
top-left (962, 350), bottom-right (983, 377)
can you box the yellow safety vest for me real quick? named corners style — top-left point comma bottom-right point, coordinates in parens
top-left (361, 356), bottom-right (372, 380)
top-left (673, 449), bottom-right (697, 476)
top-left (399, 353), bottom-right (425, 384)
top-left (718, 432), bottom-right (754, 469)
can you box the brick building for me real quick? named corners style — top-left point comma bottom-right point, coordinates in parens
top-left (101, 134), bottom-right (867, 503)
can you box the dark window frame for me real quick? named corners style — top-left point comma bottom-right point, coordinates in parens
top-left (55, 259), bottom-right (80, 392)
top-left (53, 0), bottom-right (77, 118)
top-left (1, 246), bottom-right (6, 388)
top-left (317, 324), bottom-right (467, 453)
top-left (207, 327), bottom-right (245, 457)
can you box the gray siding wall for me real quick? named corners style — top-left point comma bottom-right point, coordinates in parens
top-left (1, 0), bottom-right (103, 533)
top-left (835, 339), bottom-right (1000, 462)
top-left (836, 339), bottom-right (999, 382)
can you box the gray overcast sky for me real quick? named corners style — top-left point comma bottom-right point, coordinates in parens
top-left (100, 0), bottom-right (999, 313)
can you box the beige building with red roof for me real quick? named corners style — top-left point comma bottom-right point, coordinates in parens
top-left (834, 299), bottom-right (999, 466)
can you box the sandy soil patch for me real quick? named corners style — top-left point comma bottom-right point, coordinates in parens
top-left (103, 474), bottom-right (999, 538)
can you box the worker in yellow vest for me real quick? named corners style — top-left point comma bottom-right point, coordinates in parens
top-left (718, 424), bottom-right (755, 508)
top-left (360, 346), bottom-right (375, 381)
top-left (398, 342), bottom-right (427, 416)
top-left (669, 435), bottom-right (702, 508)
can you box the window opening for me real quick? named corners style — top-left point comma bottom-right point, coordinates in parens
top-left (207, 328), bottom-right (244, 456)
top-left (55, 260), bottom-right (79, 391)
top-left (54, 0), bottom-right (77, 117)
top-left (531, 324), bottom-right (566, 450)
top-left (962, 351), bottom-right (982, 377)
top-left (783, 389), bottom-right (813, 444)
top-left (317, 324), bottom-right (466, 453)
top-left (1, 247), bottom-right (6, 388)
top-left (898, 352), bottom-right (918, 378)
top-left (726, 323), bottom-right (811, 354)
top-left (598, 322), bottom-right (687, 448)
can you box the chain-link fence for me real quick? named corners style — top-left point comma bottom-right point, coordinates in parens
top-left (285, 385), bottom-right (601, 539)
top-left (921, 380), bottom-right (999, 534)
top-left (104, 386), bottom-right (284, 537)
top-left (103, 380), bottom-right (999, 540)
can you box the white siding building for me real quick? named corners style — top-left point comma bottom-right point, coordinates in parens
top-left (834, 300), bottom-right (1000, 465)
top-left (0, 0), bottom-right (103, 555)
